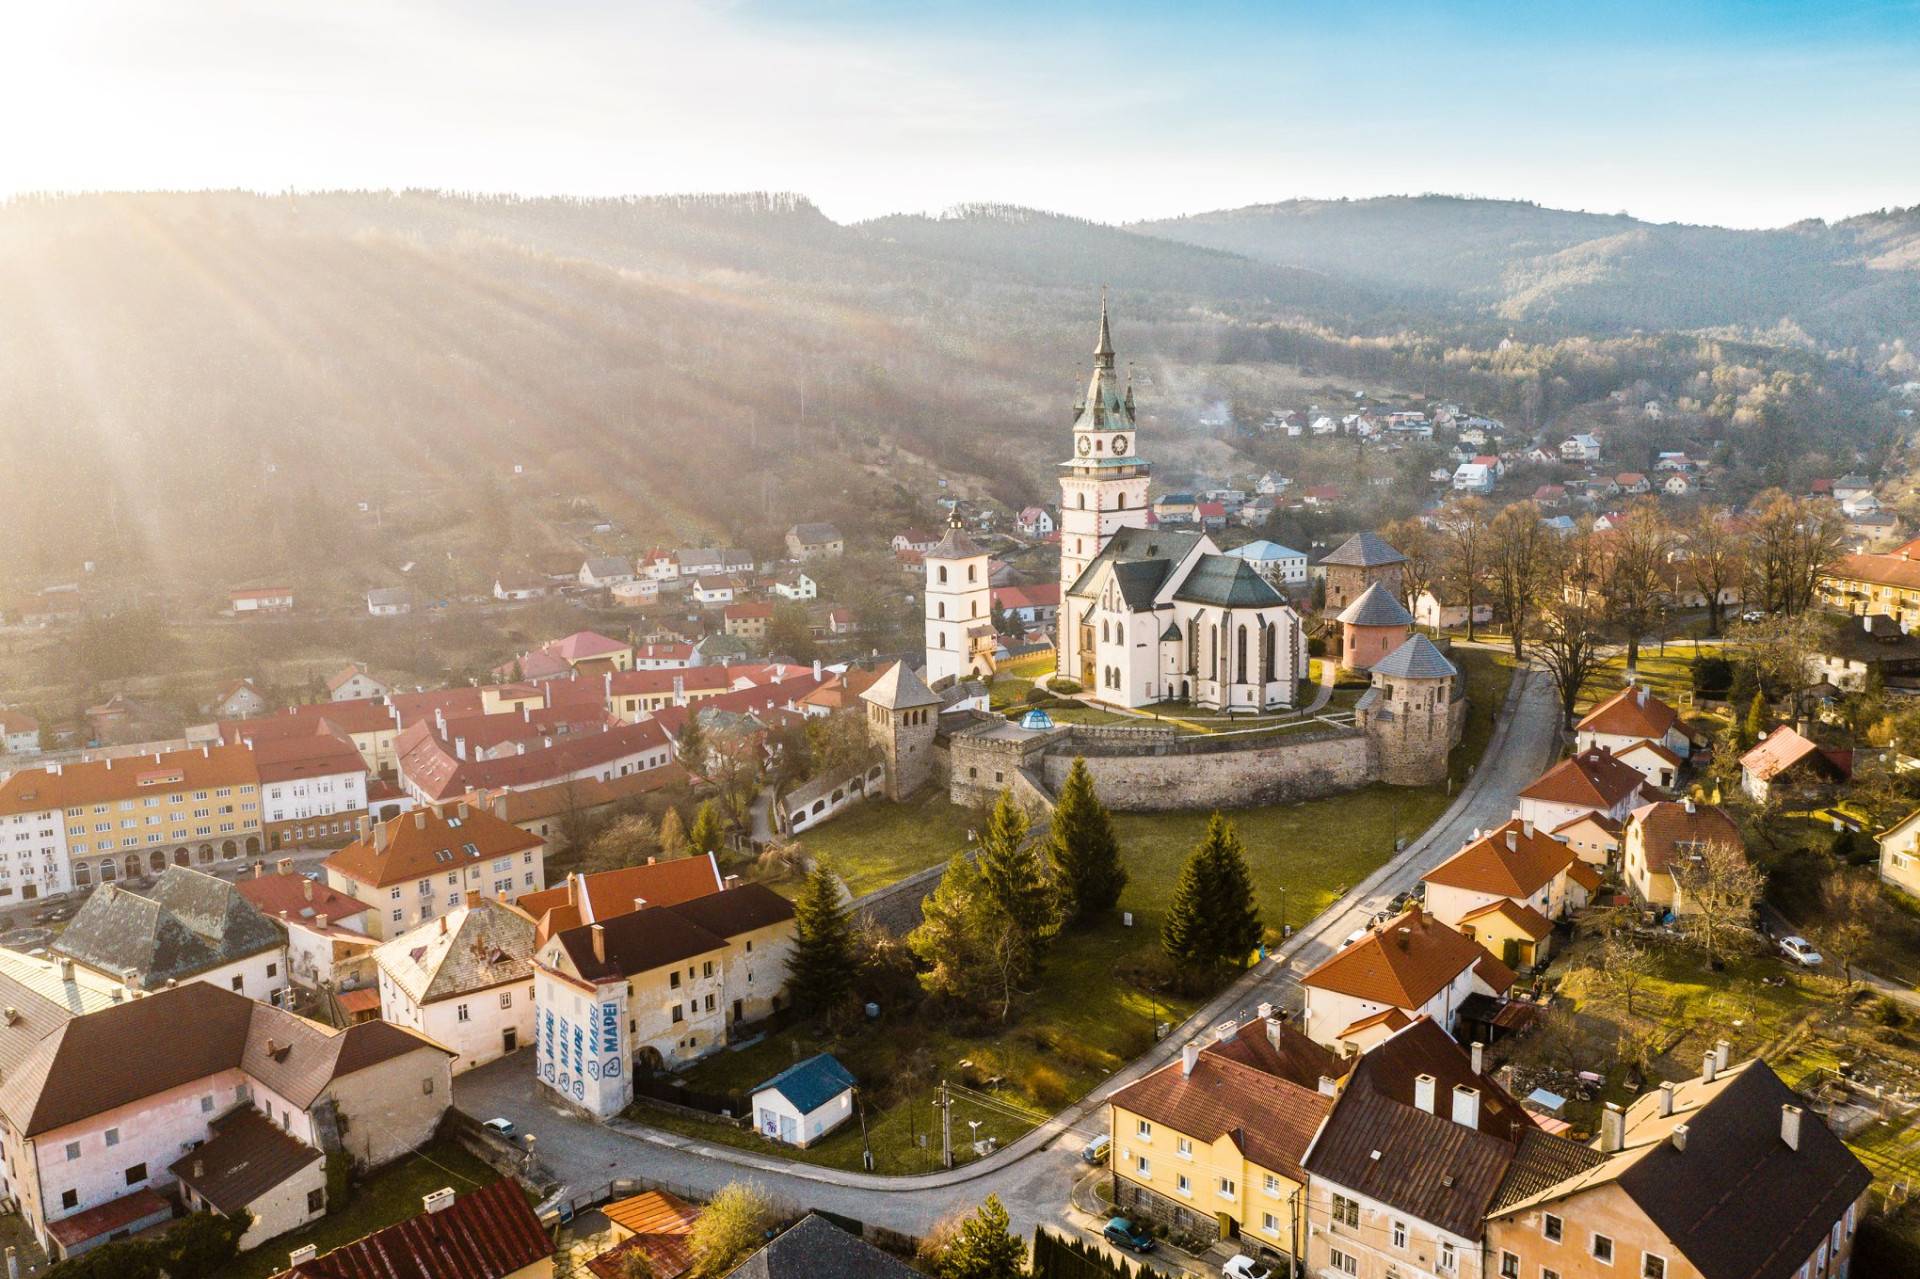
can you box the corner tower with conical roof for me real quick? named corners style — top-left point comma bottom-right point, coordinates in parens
top-left (1057, 293), bottom-right (1153, 686)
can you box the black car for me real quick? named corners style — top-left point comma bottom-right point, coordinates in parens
top-left (1102, 1217), bottom-right (1156, 1254)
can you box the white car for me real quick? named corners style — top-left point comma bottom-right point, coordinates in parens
top-left (1224, 1258), bottom-right (1274, 1279)
top-left (1343, 928), bottom-right (1371, 949)
top-left (1779, 936), bottom-right (1823, 967)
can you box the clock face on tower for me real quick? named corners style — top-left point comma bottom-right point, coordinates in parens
top-left (1077, 436), bottom-right (1091, 456)
top-left (1111, 434), bottom-right (1128, 456)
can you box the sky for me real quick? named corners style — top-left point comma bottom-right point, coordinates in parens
top-left (1, 0), bottom-right (1915, 229)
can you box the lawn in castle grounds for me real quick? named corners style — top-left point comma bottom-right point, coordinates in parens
top-left (788, 787), bottom-right (979, 898)
top-left (656, 649), bottom-right (1517, 1172)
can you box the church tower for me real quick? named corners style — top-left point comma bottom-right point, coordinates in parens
top-left (925, 509), bottom-right (991, 686)
top-left (1057, 293), bottom-right (1152, 683)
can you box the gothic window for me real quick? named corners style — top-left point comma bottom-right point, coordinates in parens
top-left (1236, 625), bottom-right (1249, 684)
top-left (968, 565), bottom-right (977, 582)
top-left (1264, 622), bottom-right (1277, 682)
top-left (937, 602), bottom-right (945, 618)
top-left (972, 600), bottom-right (979, 617)
top-left (938, 566), bottom-right (948, 584)
top-left (1102, 620), bottom-right (1110, 643)
top-left (938, 630), bottom-right (945, 648)
top-left (1209, 624), bottom-right (1219, 679)
top-left (1187, 621), bottom-right (1198, 675)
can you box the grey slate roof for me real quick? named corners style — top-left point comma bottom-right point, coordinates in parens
top-left (1337, 581), bottom-right (1415, 627)
top-left (1372, 634), bottom-right (1459, 681)
top-left (927, 519), bottom-right (984, 561)
top-left (789, 522), bottom-right (842, 545)
top-left (374, 899), bottom-right (535, 1005)
top-left (1172, 554), bottom-right (1287, 609)
top-left (860, 661), bottom-right (941, 711)
top-left (1320, 530), bottom-right (1407, 568)
top-left (1112, 559), bottom-right (1175, 609)
top-left (52, 868), bottom-right (285, 990)
top-left (730, 1214), bottom-right (919, 1279)
top-left (753, 1052), bottom-right (856, 1114)
top-left (1065, 527), bottom-right (1205, 599)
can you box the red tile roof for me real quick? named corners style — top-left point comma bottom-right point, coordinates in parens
top-left (45, 1187), bottom-right (171, 1249)
top-left (277, 1177), bottom-right (549, 1279)
top-left (1303, 907), bottom-right (1504, 1009)
top-left (252, 727), bottom-right (369, 784)
top-left (1517, 748), bottom-right (1647, 810)
top-left (236, 871), bottom-right (371, 928)
top-left (1106, 1036), bottom-right (1334, 1180)
top-left (324, 802), bottom-right (542, 889)
top-left (1424, 819), bottom-right (1577, 899)
top-left (1577, 685), bottom-right (1679, 741)
top-left (1627, 801), bottom-right (1745, 875)
top-left (519, 854), bottom-right (725, 940)
top-left (1739, 725), bottom-right (1851, 783)
top-left (992, 582), bottom-right (1060, 610)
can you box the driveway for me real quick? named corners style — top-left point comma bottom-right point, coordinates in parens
top-left (455, 659), bottom-right (1564, 1245)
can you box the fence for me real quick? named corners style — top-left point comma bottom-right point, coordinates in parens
top-left (629, 1073), bottom-right (750, 1120)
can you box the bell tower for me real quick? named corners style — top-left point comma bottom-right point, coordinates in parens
top-left (925, 510), bottom-right (991, 686)
top-left (1057, 292), bottom-right (1152, 682)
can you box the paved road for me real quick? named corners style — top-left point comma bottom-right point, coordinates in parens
top-left (455, 658), bottom-right (1563, 1254)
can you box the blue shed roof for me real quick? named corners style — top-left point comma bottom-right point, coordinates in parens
top-left (753, 1053), bottom-right (856, 1115)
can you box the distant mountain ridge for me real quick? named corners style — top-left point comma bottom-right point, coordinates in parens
top-left (1133, 194), bottom-right (1920, 345)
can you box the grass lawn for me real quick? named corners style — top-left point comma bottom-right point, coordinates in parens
top-left (791, 789), bottom-right (980, 898)
top-left (229, 1139), bottom-right (510, 1279)
top-left (1579, 640), bottom-right (1723, 715)
top-left (658, 642), bottom-right (1519, 1173)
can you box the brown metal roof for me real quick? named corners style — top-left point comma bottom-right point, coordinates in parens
top-left (170, 1105), bottom-right (323, 1215)
top-left (551, 882), bottom-right (794, 983)
top-left (278, 1176), bottom-right (550, 1279)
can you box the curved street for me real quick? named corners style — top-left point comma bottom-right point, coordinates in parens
top-left (454, 656), bottom-right (1564, 1250)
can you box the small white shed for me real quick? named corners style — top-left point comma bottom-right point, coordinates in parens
top-left (751, 1053), bottom-right (857, 1148)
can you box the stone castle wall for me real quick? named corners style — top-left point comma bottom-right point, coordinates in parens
top-left (1041, 724), bottom-right (1372, 811)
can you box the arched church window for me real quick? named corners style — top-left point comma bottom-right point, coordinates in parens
top-left (1209, 624), bottom-right (1219, 676)
top-left (937, 602), bottom-right (945, 618)
top-left (968, 565), bottom-right (977, 581)
top-left (971, 600), bottom-right (979, 617)
top-left (1236, 625), bottom-right (1249, 684)
top-left (938, 566), bottom-right (948, 584)
top-left (1264, 622), bottom-right (1277, 682)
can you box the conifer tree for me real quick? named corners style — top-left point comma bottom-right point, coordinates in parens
top-left (788, 861), bottom-right (857, 1014)
top-left (1047, 758), bottom-right (1126, 922)
top-left (909, 852), bottom-right (997, 1010)
top-left (676, 711), bottom-right (708, 775)
top-left (687, 799), bottom-right (725, 857)
top-left (936, 1194), bottom-right (1028, 1279)
top-left (1743, 689), bottom-right (1768, 750)
top-left (657, 806), bottom-right (688, 857)
top-left (1162, 812), bottom-right (1262, 976)
top-left (975, 790), bottom-right (1058, 945)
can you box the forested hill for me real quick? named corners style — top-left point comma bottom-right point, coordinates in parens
top-left (0, 192), bottom-right (1362, 589)
top-left (1134, 195), bottom-right (1920, 347)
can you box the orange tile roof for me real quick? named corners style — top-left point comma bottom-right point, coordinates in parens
top-left (1626, 801), bottom-right (1745, 875)
top-left (323, 802), bottom-right (542, 889)
top-left (1577, 685), bottom-right (1679, 741)
top-left (1303, 907), bottom-right (1496, 1009)
top-left (251, 727), bottom-right (368, 784)
top-left (1518, 748), bottom-right (1647, 810)
top-left (1738, 725), bottom-right (1836, 782)
top-left (1826, 550), bottom-right (1920, 591)
top-left (1565, 861), bottom-right (1602, 893)
top-left (236, 871), bottom-right (371, 927)
top-left (542, 631), bottom-right (631, 662)
top-left (1459, 898), bottom-right (1553, 941)
top-left (1617, 737), bottom-right (1683, 768)
top-left (520, 855), bottom-right (725, 941)
top-left (1337, 1007), bottom-right (1412, 1039)
top-left (1424, 819), bottom-right (1576, 898)
top-left (1550, 811), bottom-right (1621, 839)
top-left (462, 763), bottom-right (689, 827)
top-left (0, 742), bottom-right (259, 816)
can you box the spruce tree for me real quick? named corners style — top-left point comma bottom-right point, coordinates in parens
top-left (687, 800), bottom-right (725, 857)
top-left (1047, 758), bottom-right (1126, 922)
top-left (975, 790), bottom-right (1058, 945)
top-left (1743, 689), bottom-right (1768, 750)
top-left (909, 852), bottom-right (995, 1009)
top-left (787, 861), bottom-right (857, 1014)
top-left (676, 711), bottom-right (708, 774)
top-left (1162, 813), bottom-right (1262, 976)
top-left (937, 1194), bottom-right (1029, 1279)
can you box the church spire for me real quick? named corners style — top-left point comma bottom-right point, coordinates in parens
top-left (1094, 287), bottom-right (1115, 369)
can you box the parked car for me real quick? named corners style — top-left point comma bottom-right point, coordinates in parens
top-left (1779, 936), bottom-right (1823, 967)
top-left (1224, 1257), bottom-right (1274, 1278)
top-left (1343, 928), bottom-right (1370, 948)
top-left (481, 1117), bottom-right (517, 1138)
top-left (1102, 1217), bottom-right (1155, 1254)
top-left (1081, 1134), bottom-right (1110, 1164)
top-left (1741, 609), bottom-right (1766, 623)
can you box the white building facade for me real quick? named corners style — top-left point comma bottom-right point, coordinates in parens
top-left (924, 518), bottom-right (993, 686)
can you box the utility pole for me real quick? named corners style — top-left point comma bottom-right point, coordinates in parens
top-left (938, 1080), bottom-right (953, 1169)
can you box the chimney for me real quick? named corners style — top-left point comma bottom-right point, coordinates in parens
top-left (454, 737), bottom-right (466, 761)
top-left (303, 878), bottom-right (314, 901)
top-left (192, 1159), bottom-right (204, 1179)
top-left (438, 915), bottom-right (448, 935)
top-left (591, 923), bottom-right (606, 964)
top-left (1658, 1081), bottom-right (1675, 1117)
top-left (522, 705), bottom-right (530, 723)
top-left (1702, 1051), bottom-right (1717, 1084)
top-left (1600, 1102), bottom-right (1625, 1153)
top-left (1451, 1084), bottom-right (1481, 1129)
top-left (289, 1245), bottom-right (319, 1267)
top-left (58, 958), bottom-right (74, 981)
top-left (374, 821), bottom-right (389, 852)
top-left (1505, 830), bottom-right (1517, 851)
top-left (1638, 686), bottom-right (1649, 706)
top-left (493, 797), bottom-right (508, 821)
top-left (1714, 1040), bottom-right (1730, 1073)
top-left (253, 861), bottom-right (265, 879)
top-left (414, 812), bottom-right (427, 830)
top-left (1215, 1019), bottom-right (1239, 1043)
top-left (1414, 1073), bottom-right (1437, 1113)
top-left (423, 1188), bottom-right (456, 1215)
top-left (1781, 1104), bottom-right (1803, 1150)
top-left (1683, 797), bottom-right (1696, 814)
top-left (317, 914), bottom-right (329, 929)
top-left (1521, 820), bottom-right (1534, 840)
top-left (813, 659), bottom-right (822, 680)
top-left (1266, 1015), bottom-right (1285, 1049)
top-left (1181, 1042), bottom-right (1200, 1076)
top-left (1470, 1041), bottom-right (1485, 1075)
top-left (1672, 1122), bottom-right (1689, 1152)
top-left (1318, 1075), bottom-right (1339, 1096)
top-left (457, 802), bottom-right (468, 819)
top-left (279, 857), bottom-right (293, 875)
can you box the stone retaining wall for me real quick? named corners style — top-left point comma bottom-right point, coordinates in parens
top-left (1043, 724), bottom-right (1372, 810)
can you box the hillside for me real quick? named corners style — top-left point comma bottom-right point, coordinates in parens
top-left (1135, 195), bottom-right (1920, 346)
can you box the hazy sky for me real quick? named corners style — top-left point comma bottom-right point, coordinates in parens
top-left (3, 0), bottom-right (1915, 228)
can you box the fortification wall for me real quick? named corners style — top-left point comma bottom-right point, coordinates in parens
top-left (1042, 724), bottom-right (1372, 811)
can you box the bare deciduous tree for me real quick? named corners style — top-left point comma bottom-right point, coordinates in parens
top-left (1486, 500), bottom-right (1549, 658)
top-left (1684, 509), bottom-right (1742, 636)
top-left (1437, 496), bottom-right (1492, 642)
top-left (1598, 500), bottom-right (1674, 672)
top-left (1747, 490), bottom-right (1846, 616)
top-left (1596, 931), bottom-right (1654, 1018)
top-left (1671, 839), bottom-right (1766, 969)
top-left (1536, 593), bottom-right (1608, 727)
